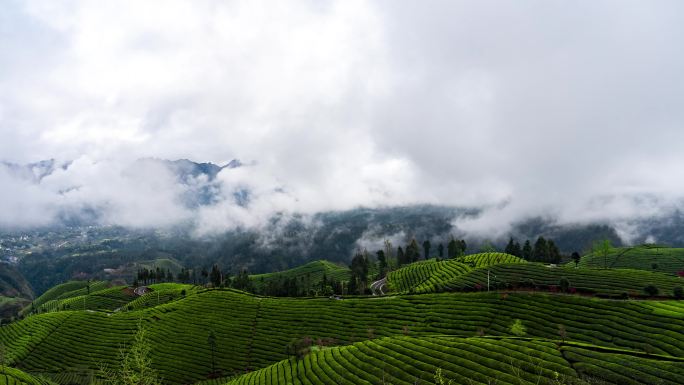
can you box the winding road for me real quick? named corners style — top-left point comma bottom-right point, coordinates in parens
top-left (370, 277), bottom-right (387, 296)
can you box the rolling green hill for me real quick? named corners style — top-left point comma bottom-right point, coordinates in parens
top-left (250, 260), bottom-right (351, 293)
top-left (443, 263), bottom-right (684, 297)
top-left (29, 281), bottom-right (96, 310)
top-left (38, 286), bottom-right (137, 313)
top-left (456, 252), bottom-right (527, 268)
top-left (222, 336), bottom-right (684, 385)
top-left (124, 283), bottom-right (198, 311)
top-left (386, 253), bottom-right (525, 294)
top-left (578, 245), bottom-right (684, 274)
top-left (22, 281), bottom-right (113, 315)
top-left (2, 289), bottom-right (684, 384)
top-left (386, 259), bottom-right (472, 293)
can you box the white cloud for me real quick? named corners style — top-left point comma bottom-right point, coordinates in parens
top-left (1, 1), bottom-right (684, 237)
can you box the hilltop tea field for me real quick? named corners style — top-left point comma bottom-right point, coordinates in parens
top-left (0, 247), bottom-right (683, 384)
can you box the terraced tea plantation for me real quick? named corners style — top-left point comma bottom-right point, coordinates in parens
top-left (1, 247), bottom-right (683, 385)
top-left (386, 259), bottom-right (472, 293)
top-left (223, 336), bottom-right (684, 385)
top-left (387, 253), bottom-right (525, 293)
top-left (250, 260), bottom-right (351, 292)
top-left (578, 244), bottom-right (684, 274)
top-left (443, 263), bottom-right (684, 297)
top-left (1, 288), bottom-right (684, 384)
top-left (0, 367), bottom-right (57, 385)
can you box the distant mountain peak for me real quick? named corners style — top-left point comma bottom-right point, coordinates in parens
top-left (225, 159), bottom-right (242, 169)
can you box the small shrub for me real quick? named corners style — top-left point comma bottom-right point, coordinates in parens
top-left (434, 368), bottom-right (454, 385)
top-left (644, 285), bottom-right (659, 297)
top-left (559, 278), bottom-right (570, 293)
top-left (509, 319), bottom-right (526, 337)
top-left (558, 324), bottom-right (567, 342)
top-left (674, 286), bottom-right (683, 300)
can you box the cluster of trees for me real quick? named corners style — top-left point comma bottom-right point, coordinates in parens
top-left (133, 262), bottom-right (258, 293)
top-left (394, 238), bottom-right (467, 265)
top-left (349, 252), bottom-right (370, 295)
top-left (256, 274), bottom-right (344, 297)
top-left (374, 238), bottom-right (467, 278)
top-left (134, 267), bottom-right (176, 285)
top-left (504, 237), bottom-right (563, 264)
top-left (199, 265), bottom-right (252, 291)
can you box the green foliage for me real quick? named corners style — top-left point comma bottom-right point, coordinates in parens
top-left (571, 252), bottom-right (581, 267)
top-left (504, 237), bottom-right (523, 258)
top-left (422, 240), bottom-right (431, 260)
top-left (479, 240), bottom-right (497, 253)
top-left (674, 286), bottom-right (683, 300)
top-left (509, 319), bottom-right (527, 336)
top-left (644, 285), bottom-right (660, 297)
top-left (578, 244), bottom-right (684, 274)
top-left (386, 258), bottom-right (471, 293)
top-left (594, 239), bottom-right (614, 269)
top-left (249, 260), bottom-right (350, 296)
top-left (447, 263), bottom-right (684, 297)
top-left (522, 240), bottom-right (533, 260)
top-left (221, 336), bottom-right (683, 385)
top-left (0, 366), bottom-right (57, 385)
top-left (433, 367), bottom-right (454, 385)
top-left (447, 238), bottom-right (466, 259)
top-left (559, 277), bottom-right (570, 293)
top-left (350, 252), bottom-right (370, 294)
top-left (405, 239), bottom-right (421, 264)
top-left (456, 252), bottom-right (526, 268)
top-left (99, 321), bottom-right (162, 385)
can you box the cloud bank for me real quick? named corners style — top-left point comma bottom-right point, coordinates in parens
top-left (2, 0), bottom-right (684, 238)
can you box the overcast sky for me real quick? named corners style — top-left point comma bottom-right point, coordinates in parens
top-left (1, 0), bottom-right (684, 236)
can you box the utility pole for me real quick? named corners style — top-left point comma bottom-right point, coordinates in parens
top-left (487, 270), bottom-right (490, 291)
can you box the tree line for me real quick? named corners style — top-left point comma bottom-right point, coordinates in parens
top-left (503, 236), bottom-right (562, 264)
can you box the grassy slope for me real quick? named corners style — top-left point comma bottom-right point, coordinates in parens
top-left (578, 245), bottom-right (684, 274)
top-left (23, 281), bottom-right (117, 315)
top-left (456, 252), bottom-right (527, 268)
top-left (386, 259), bottom-right (472, 293)
top-left (387, 253), bottom-right (525, 293)
top-left (250, 260), bottom-right (351, 291)
top-left (445, 263), bottom-right (684, 297)
top-left (29, 281), bottom-right (92, 310)
top-left (0, 367), bottom-right (57, 385)
top-left (124, 283), bottom-right (198, 311)
top-left (2, 290), bottom-right (684, 384)
top-left (223, 336), bottom-right (684, 385)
